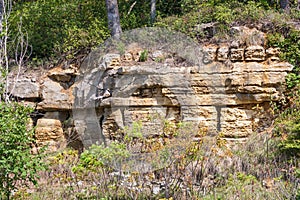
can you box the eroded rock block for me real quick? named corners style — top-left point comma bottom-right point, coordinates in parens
top-left (203, 45), bottom-right (218, 63)
top-left (221, 120), bottom-right (252, 138)
top-left (48, 66), bottom-right (78, 82)
top-left (230, 26), bottom-right (266, 47)
top-left (217, 46), bottom-right (229, 61)
top-left (221, 108), bottom-right (252, 122)
top-left (8, 78), bottom-right (39, 99)
top-left (35, 118), bottom-right (66, 151)
top-left (266, 47), bottom-right (280, 63)
top-left (237, 86), bottom-right (276, 94)
top-left (100, 54), bottom-right (121, 69)
top-left (122, 52), bottom-right (133, 62)
top-left (151, 50), bottom-right (165, 61)
top-left (37, 78), bottom-right (73, 110)
top-left (230, 48), bottom-right (244, 61)
top-left (266, 47), bottom-right (280, 56)
top-left (245, 45), bottom-right (265, 61)
top-left (220, 107), bottom-right (253, 138)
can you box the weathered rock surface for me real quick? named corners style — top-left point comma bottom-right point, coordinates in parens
top-left (8, 78), bottom-right (39, 99)
top-left (37, 77), bottom-right (74, 111)
top-left (35, 119), bottom-right (66, 151)
top-left (7, 27), bottom-right (294, 152)
top-left (48, 65), bottom-right (79, 82)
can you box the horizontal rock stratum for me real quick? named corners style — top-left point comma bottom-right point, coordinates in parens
top-left (7, 27), bottom-right (293, 152)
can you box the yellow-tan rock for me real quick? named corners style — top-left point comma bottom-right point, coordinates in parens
top-left (35, 118), bottom-right (66, 152)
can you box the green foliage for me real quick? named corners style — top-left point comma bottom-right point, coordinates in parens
top-left (268, 29), bottom-right (300, 69)
top-left (10, 0), bottom-right (188, 60)
top-left (74, 142), bottom-right (130, 172)
top-left (237, 1), bottom-right (267, 22)
top-left (202, 172), bottom-right (265, 200)
top-left (139, 50), bottom-right (148, 62)
top-left (268, 80), bottom-right (300, 158)
top-left (214, 4), bottom-right (236, 24)
top-left (286, 73), bottom-right (300, 89)
top-left (274, 86), bottom-right (300, 157)
top-left (154, 0), bottom-right (296, 51)
top-left (156, 1), bottom-right (271, 39)
top-left (10, 0), bottom-right (110, 59)
top-left (124, 121), bottom-right (143, 143)
top-left (0, 102), bottom-right (45, 199)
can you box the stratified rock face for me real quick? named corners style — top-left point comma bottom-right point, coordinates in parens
top-left (8, 26), bottom-right (293, 152)
top-left (35, 119), bottom-right (66, 152)
top-left (71, 27), bottom-right (293, 148)
top-left (245, 46), bottom-right (265, 61)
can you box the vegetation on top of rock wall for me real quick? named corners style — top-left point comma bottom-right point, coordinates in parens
top-left (10, 0), bottom-right (110, 60)
top-left (157, 1), bottom-right (299, 41)
top-left (8, 0), bottom-right (299, 65)
top-left (8, 0), bottom-right (187, 62)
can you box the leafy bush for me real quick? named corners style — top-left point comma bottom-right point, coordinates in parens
top-left (268, 29), bottom-right (300, 70)
top-left (0, 102), bottom-right (45, 199)
top-left (274, 85), bottom-right (300, 157)
top-left (10, 0), bottom-right (110, 59)
top-left (267, 28), bottom-right (300, 89)
top-left (10, 0), bottom-right (185, 61)
top-left (156, 0), bottom-right (298, 42)
top-left (74, 142), bottom-right (130, 172)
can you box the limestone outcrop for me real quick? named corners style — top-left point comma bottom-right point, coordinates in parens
top-left (7, 27), bottom-right (293, 152)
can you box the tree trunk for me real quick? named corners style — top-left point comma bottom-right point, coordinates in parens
top-left (150, 0), bottom-right (156, 25)
top-left (0, 0), bottom-right (3, 33)
top-left (105, 0), bottom-right (122, 38)
top-left (280, 0), bottom-right (290, 12)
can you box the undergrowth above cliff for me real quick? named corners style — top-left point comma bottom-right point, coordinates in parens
top-left (7, 0), bottom-right (300, 68)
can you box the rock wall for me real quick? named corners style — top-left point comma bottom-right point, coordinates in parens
top-left (7, 27), bottom-right (293, 152)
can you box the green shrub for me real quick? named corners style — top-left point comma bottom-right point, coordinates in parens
top-left (139, 50), bottom-right (148, 62)
top-left (74, 141), bottom-right (130, 172)
top-left (274, 85), bottom-right (300, 157)
top-left (267, 29), bottom-right (300, 68)
top-left (0, 102), bottom-right (45, 199)
top-left (214, 4), bottom-right (236, 24)
top-left (267, 29), bottom-right (300, 91)
top-left (10, 0), bottom-right (110, 59)
top-left (10, 0), bottom-right (177, 60)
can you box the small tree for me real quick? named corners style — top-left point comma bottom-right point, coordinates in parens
top-left (0, 102), bottom-right (45, 199)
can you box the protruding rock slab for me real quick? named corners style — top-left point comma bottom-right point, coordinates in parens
top-left (8, 78), bottom-right (39, 99)
top-left (37, 78), bottom-right (74, 111)
top-left (217, 46), bottom-right (229, 61)
top-left (203, 45), bottom-right (218, 63)
top-left (48, 66), bottom-right (78, 82)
